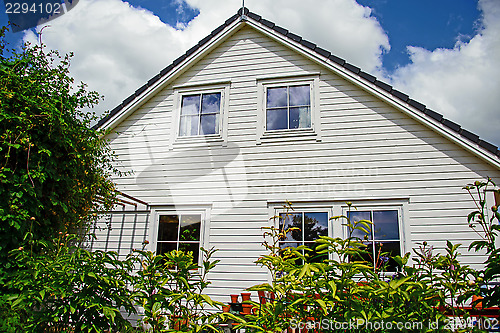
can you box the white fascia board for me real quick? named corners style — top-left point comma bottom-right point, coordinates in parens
top-left (100, 18), bottom-right (244, 133)
top-left (245, 18), bottom-right (500, 170)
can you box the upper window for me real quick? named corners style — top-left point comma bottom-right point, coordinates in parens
top-left (347, 209), bottom-right (402, 271)
top-left (156, 213), bottom-right (202, 263)
top-left (266, 85), bottom-right (311, 131)
top-left (179, 92), bottom-right (221, 137)
top-left (278, 211), bottom-right (329, 263)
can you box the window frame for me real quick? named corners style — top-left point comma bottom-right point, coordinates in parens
top-left (257, 74), bottom-right (321, 144)
top-left (341, 204), bottom-right (405, 271)
top-left (271, 204), bottom-right (333, 263)
top-left (151, 207), bottom-right (210, 267)
top-left (170, 82), bottom-right (230, 149)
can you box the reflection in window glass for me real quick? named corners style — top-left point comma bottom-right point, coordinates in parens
top-left (278, 211), bottom-right (328, 263)
top-left (347, 210), bottom-right (401, 271)
top-left (266, 85), bottom-right (311, 130)
top-left (180, 93), bottom-right (221, 136)
top-left (157, 214), bottom-right (202, 263)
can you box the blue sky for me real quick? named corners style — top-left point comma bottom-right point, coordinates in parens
top-left (1, 0), bottom-right (499, 147)
top-left (0, 0), bottom-right (482, 72)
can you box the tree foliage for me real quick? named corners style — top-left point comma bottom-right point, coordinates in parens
top-left (0, 26), bottom-right (118, 278)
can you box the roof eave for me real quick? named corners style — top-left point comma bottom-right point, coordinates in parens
top-left (97, 16), bottom-right (245, 132)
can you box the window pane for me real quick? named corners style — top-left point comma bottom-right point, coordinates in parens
top-left (201, 93), bottom-right (221, 114)
top-left (373, 210), bottom-right (399, 240)
top-left (289, 106), bottom-right (311, 129)
top-left (347, 211), bottom-right (372, 240)
top-left (289, 85), bottom-right (310, 106)
top-left (279, 212), bottom-right (303, 241)
top-left (179, 115), bottom-right (198, 136)
top-left (200, 114), bottom-right (218, 135)
top-left (304, 212), bottom-right (328, 241)
top-left (158, 215), bottom-right (179, 241)
top-left (181, 95), bottom-right (200, 115)
top-left (375, 241), bottom-right (401, 272)
top-left (179, 214), bottom-right (201, 242)
top-left (267, 87), bottom-right (288, 108)
top-left (157, 242), bottom-right (177, 256)
top-left (267, 108), bottom-right (287, 130)
top-left (179, 242), bottom-right (200, 264)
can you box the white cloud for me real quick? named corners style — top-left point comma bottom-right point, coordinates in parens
top-left (23, 0), bottom-right (388, 117)
top-left (390, 0), bottom-right (500, 147)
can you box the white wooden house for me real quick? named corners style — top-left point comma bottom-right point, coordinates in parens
top-left (93, 8), bottom-right (500, 301)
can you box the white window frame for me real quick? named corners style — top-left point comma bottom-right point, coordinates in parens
top-left (170, 81), bottom-right (230, 149)
top-left (257, 74), bottom-right (321, 144)
top-left (150, 207), bottom-right (211, 268)
top-left (340, 204), bottom-right (406, 271)
top-left (270, 204), bottom-right (333, 264)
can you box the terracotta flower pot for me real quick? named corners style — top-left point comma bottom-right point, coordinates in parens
top-left (241, 292), bottom-right (251, 302)
top-left (230, 294), bottom-right (239, 303)
top-left (241, 303), bottom-right (252, 315)
top-left (222, 304), bottom-right (230, 312)
top-left (258, 290), bottom-right (266, 304)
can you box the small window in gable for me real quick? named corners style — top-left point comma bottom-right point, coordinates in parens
top-left (179, 92), bottom-right (221, 136)
top-left (256, 74), bottom-right (321, 143)
top-left (266, 85), bottom-right (311, 131)
top-left (157, 213), bottom-right (202, 263)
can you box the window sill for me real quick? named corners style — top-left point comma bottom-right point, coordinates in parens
top-left (172, 135), bottom-right (225, 149)
top-left (258, 128), bottom-right (320, 144)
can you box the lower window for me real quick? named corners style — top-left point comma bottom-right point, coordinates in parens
top-left (278, 211), bottom-right (329, 263)
top-left (156, 214), bottom-right (202, 263)
top-left (347, 209), bottom-right (402, 271)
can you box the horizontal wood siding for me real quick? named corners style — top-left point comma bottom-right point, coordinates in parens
top-left (103, 26), bottom-right (500, 301)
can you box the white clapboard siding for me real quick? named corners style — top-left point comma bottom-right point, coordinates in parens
top-left (101, 25), bottom-right (500, 297)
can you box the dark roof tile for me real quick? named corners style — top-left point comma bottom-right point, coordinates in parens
top-left (148, 74), bottom-right (161, 86)
top-left (260, 19), bottom-right (275, 29)
top-left (391, 89), bottom-right (409, 102)
top-left (459, 129), bottom-right (480, 143)
top-left (374, 80), bottom-right (392, 92)
top-left (225, 13), bottom-right (239, 26)
top-left (441, 119), bottom-right (461, 132)
top-left (300, 39), bottom-right (316, 50)
top-left (287, 32), bottom-right (302, 42)
top-left (211, 24), bottom-right (225, 36)
top-left (160, 64), bottom-right (174, 76)
top-left (135, 84), bottom-right (148, 96)
top-left (424, 108), bottom-right (443, 122)
top-left (329, 54), bottom-right (345, 66)
top-left (359, 71), bottom-right (376, 83)
top-left (185, 45), bottom-right (198, 57)
top-left (408, 99), bottom-right (425, 111)
top-left (122, 95), bottom-right (135, 106)
top-left (237, 7), bottom-right (249, 15)
top-left (479, 140), bottom-right (498, 154)
top-left (198, 35), bottom-right (212, 47)
top-left (247, 12), bottom-right (261, 21)
top-left (172, 54), bottom-right (186, 67)
top-left (315, 47), bottom-right (330, 58)
top-left (344, 63), bottom-right (360, 74)
top-left (273, 25), bottom-right (288, 35)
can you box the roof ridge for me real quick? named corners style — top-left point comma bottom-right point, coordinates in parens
top-left (96, 7), bottom-right (500, 160)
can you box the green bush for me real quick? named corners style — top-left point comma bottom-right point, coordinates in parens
top-left (242, 202), bottom-right (480, 333)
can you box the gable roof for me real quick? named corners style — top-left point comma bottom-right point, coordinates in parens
top-left (96, 7), bottom-right (500, 167)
